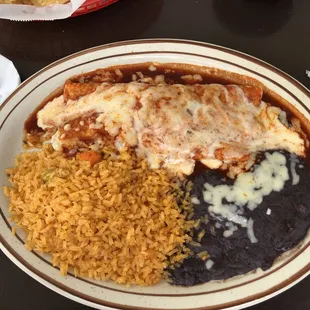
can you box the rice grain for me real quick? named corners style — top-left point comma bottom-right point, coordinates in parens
top-left (4, 145), bottom-right (193, 286)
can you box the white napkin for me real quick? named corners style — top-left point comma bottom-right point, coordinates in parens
top-left (0, 55), bottom-right (20, 105)
top-left (0, 0), bottom-right (85, 21)
top-left (306, 70), bottom-right (310, 78)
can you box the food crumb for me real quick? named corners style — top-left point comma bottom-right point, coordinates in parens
top-left (77, 151), bottom-right (102, 165)
top-left (191, 197), bottom-right (200, 204)
top-left (149, 65), bottom-right (157, 71)
top-left (136, 72), bottom-right (144, 79)
top-left (181, 74), bottom-right (203, 84)
top-left (64, 124), bottom-right (71, 131)
top-left (115, 69), bottom-right (123, 77)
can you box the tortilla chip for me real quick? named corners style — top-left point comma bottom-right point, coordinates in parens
top-left (0, 0), bottom-right (69, 5)
top-left (0, 0), bottom-right (23, 4)
top-left (29, 0), bottom-right (68, 5)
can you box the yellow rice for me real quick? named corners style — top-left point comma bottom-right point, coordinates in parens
top-left (3, 144), bottom-right (193, 286)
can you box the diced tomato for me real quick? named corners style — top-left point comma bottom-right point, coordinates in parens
top-left (77, 151), bottom-right (101, 165)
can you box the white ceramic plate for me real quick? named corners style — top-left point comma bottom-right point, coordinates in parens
top-left (0, 39), bottom-right (309, 310)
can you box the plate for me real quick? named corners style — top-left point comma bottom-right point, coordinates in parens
top-left (0, 39), bottom-right (309, 310)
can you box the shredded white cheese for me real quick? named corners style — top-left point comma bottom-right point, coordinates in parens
top-left (64, 124), bottom-right (71, 131)
top-left (149, 65), bottom-right (157, 71)
top-left (205, 259), bottom-right (214, 270)
top-left (247, 218), bottom-right (258, 243)
top-left (89, 122), bottom-right (103, 130)
top-left (223, 222), bottom-right (238, 237)
top-left (290, 153), bottom-right (300, 185)
top-left (203, 152), bottom-right (290, 243)
top-left (115, 69), bottom-right (123, 77)
top-left (136, 72), bottom-right (144, 79)
top-left (215, 222), bottom-right (222, 229)
top-left (192, 197), bottom-right (200, 204)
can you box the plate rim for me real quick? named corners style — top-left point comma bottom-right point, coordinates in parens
top-left (1, 38), bottom-right (310, 112)
top-left (0, 38), bottom-right (309, 310)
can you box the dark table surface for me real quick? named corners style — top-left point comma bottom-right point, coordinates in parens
top-left (0, 0), bottom-right (309, 309)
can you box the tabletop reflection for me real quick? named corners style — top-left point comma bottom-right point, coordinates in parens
top-left (213, 0), bottom-right (293, 37)
top-left (0, 0), bottom-right (163, 62)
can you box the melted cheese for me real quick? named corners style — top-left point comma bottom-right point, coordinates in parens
top-left (192, 197), bottom-right (200, 204)
top-left (223, 222), bottom-right (238, 237)
top-left (247, 218), bottom-right (258, 243)
top-left (203, 152), bottom-right (292, 242)
top-left (37, 82), bottom-right (305, 175)
top-left (290, 153), bottom-right (300, 185)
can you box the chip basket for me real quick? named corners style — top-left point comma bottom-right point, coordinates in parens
top-left (71, 0), bottom-right (118, 17)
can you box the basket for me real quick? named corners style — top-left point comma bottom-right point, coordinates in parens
top-left (71, 0), bottom-right (118, 17)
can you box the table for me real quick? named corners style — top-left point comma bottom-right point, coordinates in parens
top-left (0, 0), bottom-right (309, 309)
